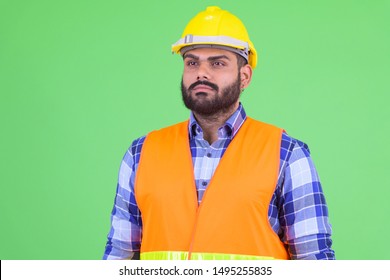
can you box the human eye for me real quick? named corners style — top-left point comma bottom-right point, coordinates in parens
top-left (211, 61), bottom-right (225, 67)
top-left (185, 60), bottom-right (198, 67)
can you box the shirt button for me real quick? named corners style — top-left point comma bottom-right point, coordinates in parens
top-left (206, 153), bottom-right (212, 158)
top-left (202, 181), bottom-right (208, 186)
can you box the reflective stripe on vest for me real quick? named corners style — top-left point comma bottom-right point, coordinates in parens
top-left (135, 117), bottom-right (289, 260)
top-left (141, 251), bottom-right (276, 260)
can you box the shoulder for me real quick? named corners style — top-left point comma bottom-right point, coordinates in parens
top-left (147, 121), bottom-right (189, 138)
top-left (126, 121), bottom-right (188, 161)
top-left (129, 135), bottom-right (146, 158)
top-left (245, 118), bottom-right (308, 152)
top-left (246, 117), bottom-right (282, 131)
top-left (276, 131), bottom-right (313, 179)
top-left (279, 132), bottom-right (319, 185)
top-left (281, 132), bottom-right (311, 162)
top-left (117, 136), bottom-right (146, 172)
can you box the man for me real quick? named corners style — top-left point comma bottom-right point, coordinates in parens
top-left (103, 6), bottom-right (335, 260)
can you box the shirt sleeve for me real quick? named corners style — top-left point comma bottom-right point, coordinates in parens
top-left (279, 136), bottom-right (335, 260)
top-left (102, 138), bottom-right (145, 260)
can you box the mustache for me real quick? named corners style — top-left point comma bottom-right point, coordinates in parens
top-left (188, 80), bottom-right (219, 92)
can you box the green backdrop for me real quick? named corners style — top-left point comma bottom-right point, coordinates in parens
top-left (1, 0), bottom-right (389, 260)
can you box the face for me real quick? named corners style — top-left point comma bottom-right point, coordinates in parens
top-left (180, 48), bottom-right (252, 117)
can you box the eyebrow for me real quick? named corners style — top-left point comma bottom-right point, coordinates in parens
top-left (183, 53), bottom-right (231, 61)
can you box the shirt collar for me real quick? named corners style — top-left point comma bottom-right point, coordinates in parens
top-left (188, 103), bottom-right (247, 139)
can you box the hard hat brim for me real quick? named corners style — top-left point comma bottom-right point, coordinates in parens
top-left (172, 35), bottom-right (257, 68)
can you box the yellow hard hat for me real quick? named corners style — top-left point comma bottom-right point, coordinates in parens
top-left (172, 6), bottom-right (257, 69)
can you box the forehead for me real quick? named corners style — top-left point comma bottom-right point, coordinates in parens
top-left (183, 47), bottom-right (237, 60)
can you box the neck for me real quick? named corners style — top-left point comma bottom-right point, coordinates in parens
top-left (193, 103), bottom-right (239, 144)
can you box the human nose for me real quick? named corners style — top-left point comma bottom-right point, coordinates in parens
top-left (196, 62), bottom-right (210, 80)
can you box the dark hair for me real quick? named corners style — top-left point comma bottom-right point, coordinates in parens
top-left (235, 53), bottom-right (248, 69)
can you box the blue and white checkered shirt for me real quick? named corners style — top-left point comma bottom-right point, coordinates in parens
top-left (103, 104), bottom-right (335, 260)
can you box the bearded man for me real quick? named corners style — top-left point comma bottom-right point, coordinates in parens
top-left (103, 6), bottom-right (335, 260)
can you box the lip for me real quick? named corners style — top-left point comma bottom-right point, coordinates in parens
top-left (192, 85), bottom-right (214, 92)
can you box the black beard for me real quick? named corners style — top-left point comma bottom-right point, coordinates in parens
top-left (181, 74), bottom-right (241, 116)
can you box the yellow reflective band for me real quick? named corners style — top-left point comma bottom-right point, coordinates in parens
top-left (190, 253), bottom-right (275, 260)
top-left (141, 251), bottom-right (276, 260)
top-left (141, 251), bottom-right (189, 260)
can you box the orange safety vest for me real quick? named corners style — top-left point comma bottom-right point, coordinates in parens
top-left (135, 117), bottom-right (289, 260)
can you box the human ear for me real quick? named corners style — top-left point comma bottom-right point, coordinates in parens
top-left (240, 64), bottom-right (253, 90)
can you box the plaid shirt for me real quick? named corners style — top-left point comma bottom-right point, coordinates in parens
top-left (103, 104), bottom-right (335, 260)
